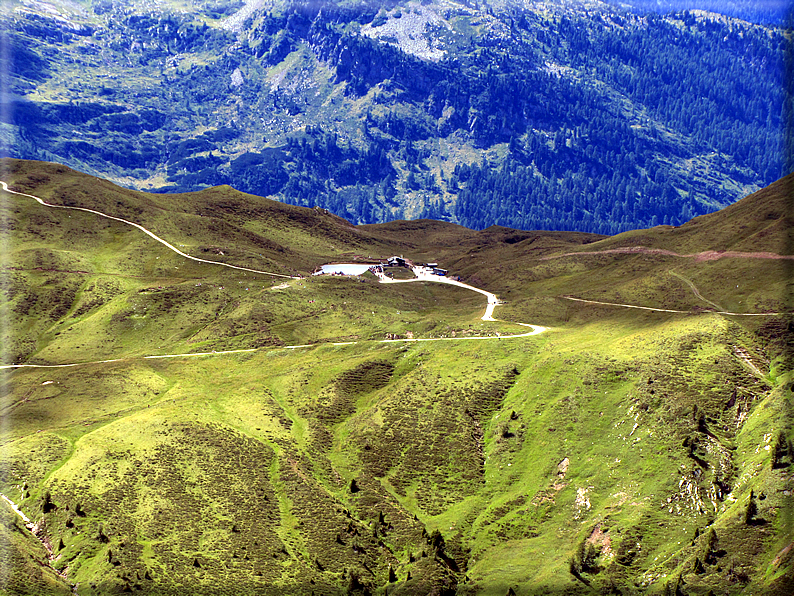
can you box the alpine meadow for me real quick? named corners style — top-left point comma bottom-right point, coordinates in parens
top-left (0, 1), bottom-right (793, 595)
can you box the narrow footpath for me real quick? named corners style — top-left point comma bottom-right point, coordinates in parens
top-left (562, 296), bottom-right (782, 316)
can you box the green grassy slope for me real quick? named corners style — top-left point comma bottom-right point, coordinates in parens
top-left (0, 499), bottom-right (72, 595)
top-left (369, 175), bottom-right (794, 331)
top-left (1, 159), bottom-right (400, 274)
top-left (0, 160), bottom-right (791, 595)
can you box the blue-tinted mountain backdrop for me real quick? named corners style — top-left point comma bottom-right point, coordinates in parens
top-left (1, 0), bottom-right (791, 233)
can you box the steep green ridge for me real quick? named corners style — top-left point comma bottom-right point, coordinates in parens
top-left (0, 160), bottom-right (792, 594)
top-left (2, 0), bottom-right (789, 233)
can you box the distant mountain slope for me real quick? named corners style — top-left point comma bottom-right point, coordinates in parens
top-left (608, 0), bottom-right (792, 24)
top-left (1, 0), bottom-right (789, 234)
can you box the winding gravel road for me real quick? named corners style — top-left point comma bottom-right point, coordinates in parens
top-left (379, 269), bottom-right (500, 320)
top-left (0, 181), bottom-right (547, 370)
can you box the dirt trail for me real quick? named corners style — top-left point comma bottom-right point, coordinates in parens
top-left (544, 246), bottom-right (794, 262)
top-left (0, 350), bottom-right (263, 370)
top-left (562, 296), bottom-right (782, 316)
top-left (669, 271), bottom-right (725, 311)
top-left (1, 328), bottom-right (546, 369)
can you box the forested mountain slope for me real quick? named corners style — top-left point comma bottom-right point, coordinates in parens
top-left (608, 0), bottom-right (792, 24)
top-left (2, 0), bottom-right (790, 233)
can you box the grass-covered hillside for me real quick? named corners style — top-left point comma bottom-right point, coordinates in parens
top-left (0, 159), bottom-right (792, 595)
